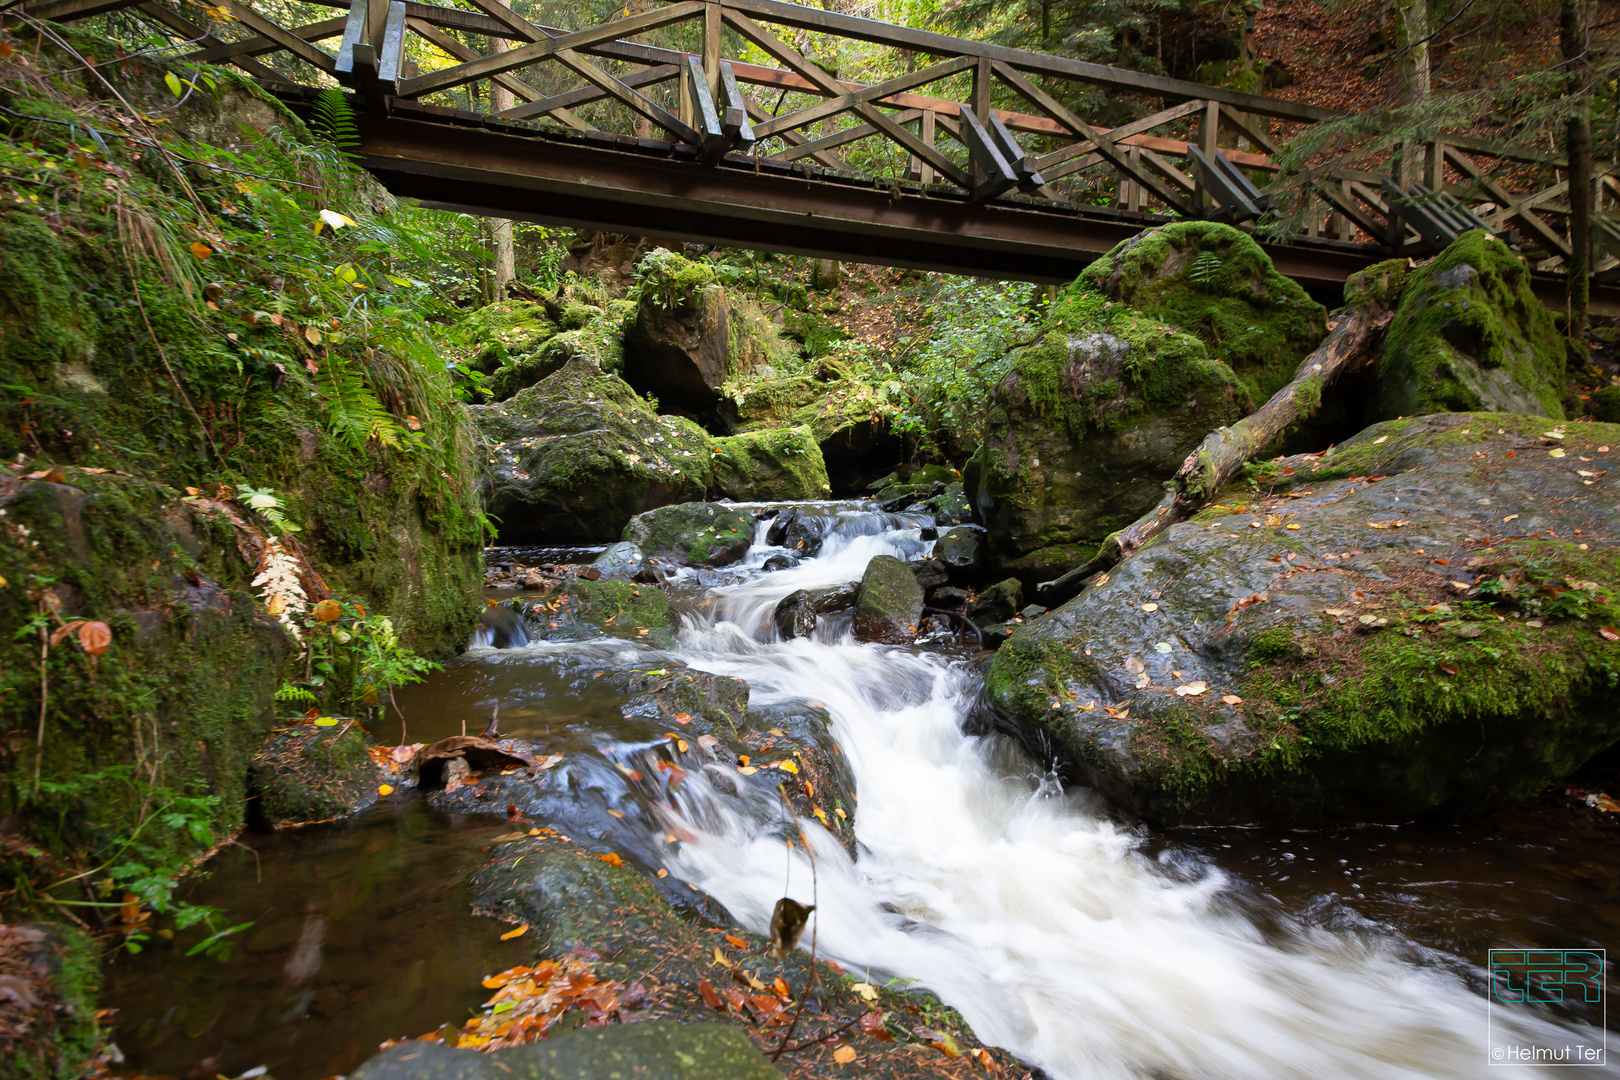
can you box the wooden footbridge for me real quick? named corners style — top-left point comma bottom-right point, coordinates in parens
top-left (17, 0), bottom-right (1620, 304)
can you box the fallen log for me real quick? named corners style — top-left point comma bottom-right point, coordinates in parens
top-left (1037, 262), bottom-right (1407, 605)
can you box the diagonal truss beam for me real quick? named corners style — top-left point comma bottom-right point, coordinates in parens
top-left (750, 54), bottom-right (974, 140)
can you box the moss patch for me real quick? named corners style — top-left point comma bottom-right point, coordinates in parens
top-left (711, 427), bottom-right (830, 501)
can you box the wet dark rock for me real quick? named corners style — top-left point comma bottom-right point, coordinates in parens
top-left (519, 577), bottom-right (676, 646)
top-left (592, 541), bottom-right (646, 581)
top-left (773, 590), bottom-right (818, 640)
top-left (248, 723), bottom-right (379, 829)
top-left (1019, 604), bottom-right (1047, 620)
top-left (926, 483), bottom-right (973, 527)
top-left (623, 502), bottom-right (755, 568)
top-left (968, 578), bottom-right (1023, 625)
top-left (353, 1022), bottom-right (781, 1080)
top-left (910, 557), bottom-right (950, 591)
top-left (927, 586), bottom-right (971, 611)
top-left (761, 554), bottom-right (795, 572)
top-left (919, 526), bottom-right (938, 541)
top-left (853, 555), bottom-right (925, 645)
top-left (981, 622), bottom-right (1019, 648)
top-left (986, 413), bottom-right (1620, 827)
top-left (621, 257), bottom-right (732, 415)
top-left (934, 526), bottom-right (985, 581)
top-left (763, 506), bottom-right (823, 558)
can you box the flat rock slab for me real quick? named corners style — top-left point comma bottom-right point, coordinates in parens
top-left (352, 1022), bottom-right (781, 1080)
top-left (986, 412), bottom-right (1620, 826)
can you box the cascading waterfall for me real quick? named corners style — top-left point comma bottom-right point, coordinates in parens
top-left (609, 504), bottom-right (1606, 1080)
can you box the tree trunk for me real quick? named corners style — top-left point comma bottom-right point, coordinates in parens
top-left (1564, 0), bottom-right (1592, 346)
top-left (1036, 281), bottom-right (1405, 605)
top-left (1395, 0), bottom-right (1430, 189)
top-left (487, 38), bottom-right (517, 302)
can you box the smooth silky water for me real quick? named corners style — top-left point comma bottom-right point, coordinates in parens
top-left (109, 506), bottom-right (1619, 1079)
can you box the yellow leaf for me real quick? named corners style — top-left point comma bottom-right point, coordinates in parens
top-left (378, 784), bottom-right (394, 795)
top-left (304, 325), bottom-right (322, 346)
top-left (500, 923), bottom-right (529, 940)
top-left (190, 241), bottom-right (213, 260)
top-left (314, 717), bottom-right (338, 727)
top-left (774, 760), bottom-right (799, 774)
top-left (713, 946), bottom-right (735, 968)
top-left (813, 808), bottom-right (829, 826)
top-left (737, 766), bottom-right (757, 775)
top-left (833, 1046), bottom-right (856, 1064)
top-left (851, 981), bottom-right (879, 1002)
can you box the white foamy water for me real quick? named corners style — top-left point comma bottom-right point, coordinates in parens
top-left (635, 507), bottom-right (1605, 1079)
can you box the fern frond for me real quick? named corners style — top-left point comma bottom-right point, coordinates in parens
top-left (311, 88), bottom-right (360, 157)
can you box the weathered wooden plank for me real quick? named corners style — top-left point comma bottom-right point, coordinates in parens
top-left (717, 61), bottom-right (755, 147)
top-left (334, 0), bottom-right (369, 75)
top-left (180, 13), bottom-right (345, 69)
top-left (219, 0), bottom-right (338, 73)
top-left (724, 8), bottom-right (971, 188)
top-left (22, 0), bottom-right (140, 22)
top-left (399, 0), bottom-right (705, 98)
top-left (493, 59), bottom-right (672, 123)
top-left (769, 108), bottom-right (921, 162)
top-left (1443, 146), bottom-right (1570, 257)
top-left (743, 95), bottom-right (848, 170)
top-left (992, 60), bottom-right (1192, 217)
top-left (959, 105), bottom-right (1017, 200)
top-left (685, 54), bottom-right (727, 160)
top-left (405, 18), bottom-right (590, 130)
top-left (138, 3), bottom-right (291, 82)
top-left (749, 54), bottom-right (973, 139)
top-left (377, 0), bottom-right (406, 91)
top-left (721, 0), bottom-right (1338, 124)
top-left (554, 48), bottom-right (701, 145)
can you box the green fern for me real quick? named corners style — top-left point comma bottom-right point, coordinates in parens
top-left (275, 683), bottom-right (319, 705)
top-left (321, 360), bottom-right (406, 450)
top-left (1189, 251), bottom-right (1223, 289)
top-left (311, 88), bottom-right (360, 158)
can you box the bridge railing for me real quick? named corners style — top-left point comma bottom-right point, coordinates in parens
top-left (16, 0), bottom-right (1618, 274)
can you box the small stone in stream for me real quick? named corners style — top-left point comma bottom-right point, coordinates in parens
top-left (919, 526), bottom-right (938, 541)
top-left (761, 554), bottom-right (795, 572)
top-left (592, 541), bottom-right (646, 580)
top-left (773, 590), bottom-right (819, 640)
top-left (919, 614), bottom-right (955, 639)
top-left (981, 621), bottom-right (1018, 648)
top-left (935, 526), bottom-right (985, 581)
top-left (910, 557), bottom-right (949, 591)
top-left (763, 505), bottom-right (823, 557)
top-left (520, 571), bottom-right (546, 589)
top-left (1019, 604), bottom-right (1047, 620)
top-left (576, 565), bottom-right (602, 581)
top-left (968, 577), bottom-right (1023, 625)
top-left (928, 585), bottom-right (971, 610)
top-left (853, 554), bottom-right (925, 644)
top-left (764, 506), bottom-right (796, 547)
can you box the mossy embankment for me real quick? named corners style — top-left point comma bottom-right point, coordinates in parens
top-left (0, 24), bottom-right (483, 1030)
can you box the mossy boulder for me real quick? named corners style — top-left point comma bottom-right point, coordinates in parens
top-left (622, 502), bottom-right (756, 568)
top-left (1078, 221), bottom-right (1329, 405)
top-left (967, 287), bottom-right (1246, 584)
top-left (475, 358), bottom-right (715, 543)
top-left (1376, 231), bottom-right (1565, 421)
top-left (710, 426), bottom-right (830, 501)
top-left (622, 251), bottom-right (731, 414)
top-left (353, 1024), bottom-right (783, 1080)
top-left (0, 922), bottom-right (105, 1080)
top-left (1593, 385), bottom-right (1620, 423)
top-left (726, 375), bottom-right (824, 428)
top-left (248, 722), bottom-right (379, 828)
top-left (853, 554), bottom-right (925, 644)
top-left (482, 304), bottom-right (628, 403)
top-left (983, 412), bottom-right (1620, 826)
top-left (456, 300), bottom-right (557, 377)
top-left (518, 577), bottom-right (676, 645)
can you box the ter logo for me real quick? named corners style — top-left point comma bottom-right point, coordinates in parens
top-left (1491, 951), bottom-right (1605, 1006)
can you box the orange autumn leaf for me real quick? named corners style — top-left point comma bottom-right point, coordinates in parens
top-left (190, 241), bottom-right (213, 259)
top-left (1601, 626), bottom-right (1620, 642)
top-left (597, 852), bottom-right (623, 867)
top-left (725, 934), bottom-right (748, 949)
top-left (833, 1045), bottom-right (857, 1064)
top-left (859, 1010), bottom-right (892, 1041)
top-left (772, 976), bottom-right (791, 1000)
top-left (312, 599), bottom-right (342, 623)
top-left (499, 923), bottom-right (529, 940)
top-left (698, 978), bottom-right (724, 1010)
top-left (77, 621), bottom-right (111, 657)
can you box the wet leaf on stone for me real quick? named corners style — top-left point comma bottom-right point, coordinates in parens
top-left (499, 924), bottom-right (528, 940)
top-left (833, 1046), bottom-right (857, 1064)
top-left (699, 978), bottom-right (724, 1010)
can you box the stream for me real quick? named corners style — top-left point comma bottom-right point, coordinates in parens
top-left (108, 503), bottom-right (1619, 1079)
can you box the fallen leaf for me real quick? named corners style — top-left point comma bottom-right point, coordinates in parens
top-left (833, 1046), bottom-right (857, 1065)
top-left (1549, 449), bottom-right (1566, 458)
top-left (726, 934), bottom-right (748, 949)
top-left (378, 783), bottom-right (394, 795)
top-left (1373, 435), bottom-right (1388, 444)
top-left (773, 760), bottom-right (799, 774)
top-left (500, 924), bottom-right (529, 940)
top-left (597, 852), bottom-right (623, 867)
top-left (1221, 694), bottom-right (1242, 705)
top-left (48, 620), bottom-right (84, 647)
top-left (190, 241), bottom-right (213, 259)
top-left (1174, 682), bottom-right (1208, 697)
top-left (77, 620), bottom-right (111, 656)
top-left (1323, 608), bottom-right (1350, 617)
top-left (860, 1010), bottom-right (893, 1041)
top-left (1439, 663), bottom-right (1459, 676)
top-left (1141, 602), bottom-right (1159, 612)
top-left (699, 978), bottom-right (725, 1010)
top-left (312, 598), bottom-right (342, 623)
top-left (737, 766), bottom-right (757, 775)
top-left (1124, 657), bottom-right (1146, 674)
top-left (1600, 626), bottom-right (1620, 642)
top-left (851, 981), bottom-right (880, 1002)
top-left (713, 946), bottom-right (735, 968)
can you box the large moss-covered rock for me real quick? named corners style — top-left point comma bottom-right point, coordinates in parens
top-left (482, 304), bottom-right (629, 402)
top-left (622, 502), bottom-right (756, 568)
top-left (247, 722), bottom-right (379, 828)
top-left (455, 300), bottom-right (557, 376)
top-left (476, 358), bottom-right (715, 543)
top-left (622, 251), bottom-right (731, 414)
top-left (853, 554), bottom-right (925, 644)
top-left (1078, 220), bottom-right (1329, 405)
top-left (983, 412), bottom-right (1620, 826)
top-left (353, 1024), bottom-right (782, 1080)
top-left (710, 426), bottom-right (830, 501)
top-left (967, 287), bottom-right (1246, 583)
top-left (1376, 230), bottom-right (1565, 420)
